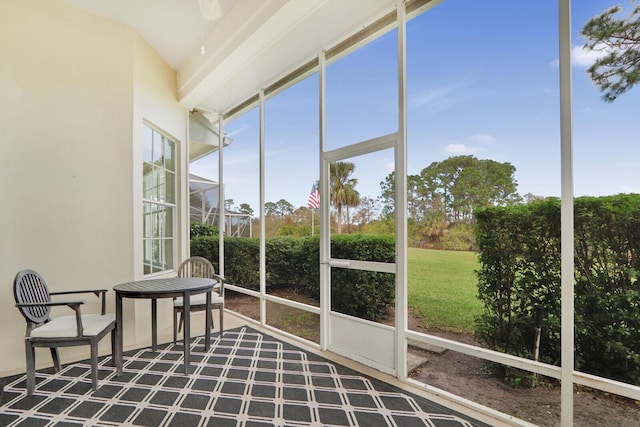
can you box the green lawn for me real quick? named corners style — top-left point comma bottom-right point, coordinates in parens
top-left (408, 247), bottom-right (481, 333)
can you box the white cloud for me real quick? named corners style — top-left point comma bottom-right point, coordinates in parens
top-left (409, 88), bottom-right (455, 112)
top-left (468, 133), bottom-right (496, 144)
top-left (550, 44), bottom-right (612, 68)
top-left (443, 144), bottom-right (487, 155)
top-left (572, 44), bottom-right (608, 67)
top-left (408, 82), bottom-right (470, 113)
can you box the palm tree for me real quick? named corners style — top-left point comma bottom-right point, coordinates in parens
top-left (330, 161), bottom-right (358, 234)
top-left (344, 184), bottom-right (360, 233)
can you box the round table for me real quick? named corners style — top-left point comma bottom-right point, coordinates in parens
top-left (114, 277), bottom-right (215, 375)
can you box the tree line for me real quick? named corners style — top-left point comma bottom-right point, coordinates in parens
top-left (229, 155), bottom-right (524, 245)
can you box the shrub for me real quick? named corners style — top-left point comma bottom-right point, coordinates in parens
top-left (328, 234), bottom-right (395, 320)
top-left (190, 233), bottom-right (395, 321)
top-left (265, 237), bottom-right (306, 289)
top-left (475, 195), bottom-right (640, 384)
top-left (190, 221), bottom-right (218, 238)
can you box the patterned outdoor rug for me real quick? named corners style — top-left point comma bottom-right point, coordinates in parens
top-left (0, 326), bottom-right (488, 426)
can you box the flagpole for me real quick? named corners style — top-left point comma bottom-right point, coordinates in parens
top-left (311, 209), bottom-right (314, 236)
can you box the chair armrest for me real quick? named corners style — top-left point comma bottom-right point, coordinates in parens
top-left (212, 274), bottom-right (229, 297)
top-left (17, 301), bottom-right (84, 309)
top-left (50, 289), bottom-right (108, 314)
top-left (212, 274), bottom-right (229, 283)
top-left (18, 302), bottom-right (85, 336)
top-left (50, 289), bottom-right (108, 296)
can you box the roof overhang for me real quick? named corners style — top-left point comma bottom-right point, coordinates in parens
top-left (66, 0), bottom-right (440, 124)
top-left (189, 110), bottom-right (232, 162)
top-left (178, 0), bottom-right (400, 116)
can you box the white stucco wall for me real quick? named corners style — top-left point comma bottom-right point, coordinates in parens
top-left (0, 0), bottom-right (187, 376)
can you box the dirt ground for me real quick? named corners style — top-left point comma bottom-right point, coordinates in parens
top-left (407, 325), bottom-right (640, 426)
top-left (225, 290), bottom-right (640, 426)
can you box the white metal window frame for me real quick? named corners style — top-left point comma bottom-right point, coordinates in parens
top-left (143, 123), bottom-right (178, 276)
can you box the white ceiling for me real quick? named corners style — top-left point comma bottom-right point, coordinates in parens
top-left (65, 0), bottom-right (413, 117)
top-left (66, 0), bottom-right (237, 70)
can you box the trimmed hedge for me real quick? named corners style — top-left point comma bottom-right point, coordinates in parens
top-left (329, 234), bottom-right (396, 320)
top-left (191, 234), bottom-right (395, 320)
top-left (190, 221), bottom-right (218, 238)
top-left (475, 194), bottom-right (640, 384)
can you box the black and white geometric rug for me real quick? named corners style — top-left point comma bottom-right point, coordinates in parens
top-left (0, 327), bottom-right (488, 426)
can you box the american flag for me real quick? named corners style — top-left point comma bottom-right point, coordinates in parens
top-left (308, 183), bottom-right (320, 209)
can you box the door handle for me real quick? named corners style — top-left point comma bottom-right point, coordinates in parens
top-left (328, 260), bottom-right (351, 268)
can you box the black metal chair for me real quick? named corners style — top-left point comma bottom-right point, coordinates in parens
top-left (13, 269), bottom-right (116, 395)
top-left (173, 256), bottom-right (227, 344)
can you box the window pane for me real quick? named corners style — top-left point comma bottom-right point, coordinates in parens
top-left (326, 29), bottom-right (398, 150)
top-left (189, 152), bottom-right (221, 227)
top-left (164, 206), bottom-right (173, 238)
top-left (573, 0), bottom-right (640, 396)
top-left (405, 2), bottom-right (561, 423)
top-left (165, 171), bottom-right (175, 204)
top-left (330, 270), bottom-right (395, 327)
top-left (143, 163), bottom-right (154, 199)
top-left (143, 203), bottom-right (152, 236)
top-left (164, 136), bottom-right (175, 171)
top-left (266, 300), bottom-right (319, 344)
top-left (143, 126), bottom-right (153, 163)
top-left (156, 168), bottom-right (165, 202)
top-left (143, 239), bottom-right (152, 275)
top-left (264, 74), bottom-right (319, 305)
top-left (152, 205), bottom-right (161, 239)
top-left (219, 107), bottom-right (260, 290)
top-left (152, 129), bottom-right (162, 165)
top-left (163, 239), bottom-right (174, 270)
top-left (225, 290), bottom-right (260, 322)
top-left (329, 149), bottom-right (393, 238)
top-left (151, 239), bottom-right (160, 272)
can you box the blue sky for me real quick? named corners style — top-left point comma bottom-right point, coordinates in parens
top-left (191, 0), bottom-right (639, 214)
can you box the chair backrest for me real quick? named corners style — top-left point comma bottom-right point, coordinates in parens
top-left (13, 269), bottom-right (52, 324)
top-left (177, 256), bottom-right (215, 279)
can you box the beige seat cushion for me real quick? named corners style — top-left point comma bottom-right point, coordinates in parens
top-left (30, 313), bottom-right (116, 338)
top-left (174, 291), bottom-right (223, 307)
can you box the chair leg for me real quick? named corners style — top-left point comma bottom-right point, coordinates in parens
top-left (219, 305), bottom-right (224, 336)
top-left (90, 340), bottom-right (99, 391)
top-left (111, 329), bottom-right (116, 367)
top-left (25, 340), bottom-right (35, 396)
top-left (177, 312), bottom-right (184, 334)
top-left (173, 308), bottom-right (178, 345)
top-left (50, 348), bottom-right (61, 372)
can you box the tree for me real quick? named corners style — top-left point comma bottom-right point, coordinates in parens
top-left (264, 199), bottom-right (294, 217)
top-left (238, 203), bottom-right (254, 216)
top-left (264, 201), bottom-right (278, 217)
top-left (343, 184), bottom-right (360, 233)
top-left (581, 3), bottom-right (640, 102)
top-left (379, 171), bottom-right (395, 219)
top-left (275, 199), bottom-right (294, 217)
top-left (330, 161), bottom-right (358, 234)
top-left (523, 193), bottom-right (546, 204)
top-left (420, 156), bottom-right (520, 222)
top-left (352, 196), bottom-right (379, 230)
